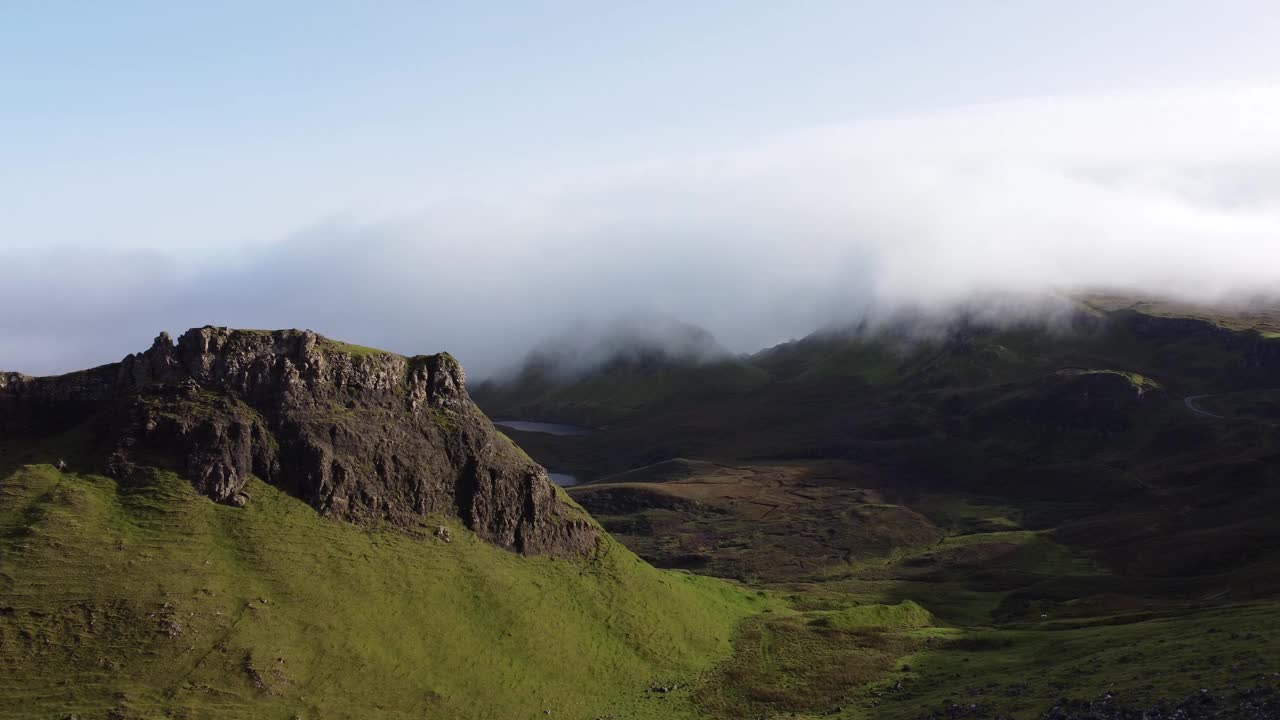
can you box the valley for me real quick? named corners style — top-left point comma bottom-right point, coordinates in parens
top-left (475, 299), bottom-right (1280, 718)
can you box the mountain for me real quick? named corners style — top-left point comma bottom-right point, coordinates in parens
top-left (11, 304), bottom-right (1280, 719)
top-left (0, 328), bottom-right (764, 719)
top-left (472, 316), bottom-right (768, 426)
top-left (479, 298), bottom-right (1280, 718)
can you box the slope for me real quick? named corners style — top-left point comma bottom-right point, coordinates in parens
top-left (0, 463), bottom-right (763, 720)
top-left (0, 327), bottom-right (771, 720)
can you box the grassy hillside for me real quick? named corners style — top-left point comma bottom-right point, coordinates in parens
top-left (0, 463), bottom-right (768, 720)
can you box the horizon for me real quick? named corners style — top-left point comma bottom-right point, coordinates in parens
top-left (11, 287), bottom-right (1280, 382)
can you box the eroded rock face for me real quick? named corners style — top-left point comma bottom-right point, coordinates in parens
top-left (1, 327), bottom-right (598, 558)
top-left (1116, 309), bottom-right (1280, 379)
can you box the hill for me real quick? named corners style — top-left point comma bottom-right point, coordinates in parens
top-left (0, 328), bottom-right (767, 719)
top-left (472, 318), bottom-right (768, 426)
top-left (479, 299), bottom-right (1280, 718)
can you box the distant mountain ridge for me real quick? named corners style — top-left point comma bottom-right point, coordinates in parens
top-left (480, 296), bottom-right (1280, 583)
top-left (476, 295), bottom-right (1280, 428)
top-left (473, 314), bottom-right (769, 425)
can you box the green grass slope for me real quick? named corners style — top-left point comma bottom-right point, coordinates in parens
top-left (0, 464), bottom-right (767, 720)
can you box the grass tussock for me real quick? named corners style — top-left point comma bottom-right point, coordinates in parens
top-left (693, 605), bottom-right (926, 717)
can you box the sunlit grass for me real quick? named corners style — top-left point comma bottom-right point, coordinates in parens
top-left (0, 464), bottom-right (766, 719)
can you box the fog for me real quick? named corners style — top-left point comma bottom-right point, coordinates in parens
top-left (503, 313), bottom-right (735, 382)
top-left (6, 87), bottom-right (1280, 378)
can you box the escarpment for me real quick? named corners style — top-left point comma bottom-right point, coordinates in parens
top-left (0, 327), bottom-right (598, 558)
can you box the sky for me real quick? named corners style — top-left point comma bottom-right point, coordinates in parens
top-left (5, 1), bottom-right (1280, 376)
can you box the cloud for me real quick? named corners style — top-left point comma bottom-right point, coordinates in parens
top-left (5, 86), bottom-right (1280, 377)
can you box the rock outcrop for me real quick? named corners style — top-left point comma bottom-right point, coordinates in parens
top-left (0, 327), bottom-right (598, 558)
top-left (1113, 308), bottom-right (1280, 381)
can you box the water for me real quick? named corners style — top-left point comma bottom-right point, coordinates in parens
top-left (493, 419), bottom-right (589, 485)
top-left (548, 472), bottom-right (578, 487)
top-left (493, 420), bottom-right (593, 436)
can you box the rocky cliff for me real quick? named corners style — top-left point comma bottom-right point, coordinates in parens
top-left (1113, 308), bottom-right (1280, 379)
top-left (0, 327), bottom-right (598, 558)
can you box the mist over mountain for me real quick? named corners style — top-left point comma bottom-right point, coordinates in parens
top-left (7, 87), bottom-right (1280, 377)
top-left (492, 312), bottom-right (732, 382)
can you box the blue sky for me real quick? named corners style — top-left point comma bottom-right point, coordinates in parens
top-left (7, 1), bottom-right (1280, 251)
top-left (5, 2), bottom-right (1280, 374)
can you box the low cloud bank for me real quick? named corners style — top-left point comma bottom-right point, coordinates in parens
top-left (6, 87), bottom-right (1280, 377)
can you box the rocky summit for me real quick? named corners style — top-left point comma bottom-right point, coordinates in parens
top-left (0, 326), bottom-right (597, 558)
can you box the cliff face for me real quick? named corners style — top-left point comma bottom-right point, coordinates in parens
top-left (0, 327), bottom-right (598, 558)
top-left (1113, 309), bottom-right (1280, 378)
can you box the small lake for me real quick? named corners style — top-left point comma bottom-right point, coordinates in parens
top-left (548, 472), bottom-right (578, 487)
top-left (494, 420), bottom-right (594, 436)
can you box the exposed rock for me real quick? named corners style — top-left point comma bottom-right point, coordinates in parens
top-left (0, 327), bottom-right (598, 558)
top-left (1115, 309), bottom-right (1280, 382)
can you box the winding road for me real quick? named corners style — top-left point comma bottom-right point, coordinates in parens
top-left (1184, 395), bottom-right (1225, 420)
